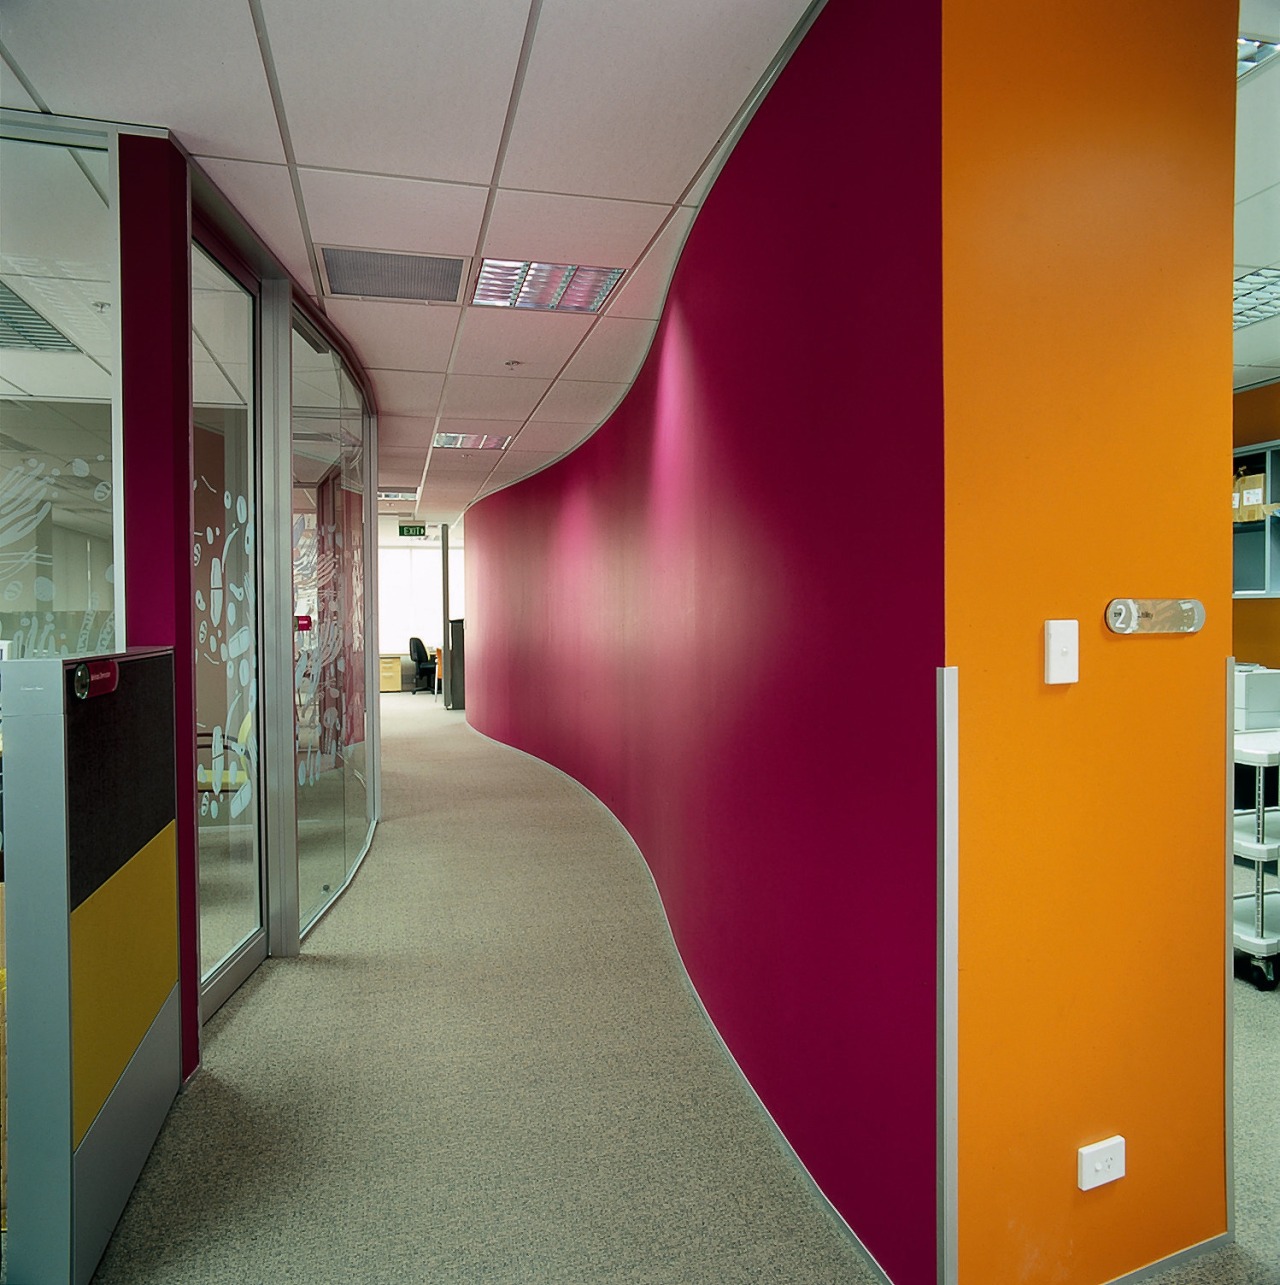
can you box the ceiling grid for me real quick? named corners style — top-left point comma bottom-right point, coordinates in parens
top-left (7, 0), bottom-right (1273, 518)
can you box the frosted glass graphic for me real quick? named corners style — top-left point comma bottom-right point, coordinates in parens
top-left (192, 244), bottom-right (262, 979)
top-left (292, 323), bottom-right (370, 930)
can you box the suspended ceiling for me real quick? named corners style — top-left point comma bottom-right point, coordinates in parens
top-left (1, 0), bottom-right (1278, 534)
top-left (0, 0), bottom-right (819, 532)
top-left (1236, 0), bottom-right (1280, 390)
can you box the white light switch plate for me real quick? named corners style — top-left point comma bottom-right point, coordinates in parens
top-left (1045, 619), bottom-right (1079, 685)
top-left (1078, 1135), bottom-right (1125, 1190)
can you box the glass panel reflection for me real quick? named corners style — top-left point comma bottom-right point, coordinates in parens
top-left (0, 137), bottom-right (118, 660)
top-left (0, 133), bottom-right (117, 873)
top-left (192, 243), bottom-right (262, 978)
top-left (293, 322), bottom-right (370, 929)
top-left (339, 369), bottom-right (368, 876)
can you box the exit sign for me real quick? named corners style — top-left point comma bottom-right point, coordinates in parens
top-left (399, 523), bottom-right (427, 537)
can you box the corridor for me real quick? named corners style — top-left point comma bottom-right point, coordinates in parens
top-left (87, 695), bottom-right (876, 1284)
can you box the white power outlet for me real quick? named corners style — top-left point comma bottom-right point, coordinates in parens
top-left (1078, 1135), bottom-right (1125, 1191)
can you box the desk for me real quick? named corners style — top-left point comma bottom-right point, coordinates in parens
top-left (1232, 730), bottom-right (1280, 987)
top-left (378, 654), bottom-right (402, 693)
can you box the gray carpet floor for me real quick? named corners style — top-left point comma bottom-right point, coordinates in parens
top-left (86, 695), bottom-right (880, 1285)
top-left (6, 695), bottom-right (1274, 1283)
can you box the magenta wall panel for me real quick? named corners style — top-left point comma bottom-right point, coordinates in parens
top-left (119, 135), bottom-right (199, 1079)
top-left (465, 4), bottom-right (942, 1281)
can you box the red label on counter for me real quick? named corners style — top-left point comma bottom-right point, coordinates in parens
top-left (72, 659), bottom-right (119, 700)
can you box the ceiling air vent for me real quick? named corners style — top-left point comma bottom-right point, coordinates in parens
top-left (321, 247), bottom-right (465, 303)
top-left (0, 281), bottom-right (79, 352)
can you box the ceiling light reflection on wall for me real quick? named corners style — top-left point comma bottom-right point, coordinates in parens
top-left (1234, 267), bottom-right (1280, 329)
top-left (433, 433), bottom-right (512, 450)
top-left (472, 259), bottom-right (624, 313)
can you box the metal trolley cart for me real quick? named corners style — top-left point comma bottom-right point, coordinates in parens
top-left (1233, 729), bottom-right (1280, 989)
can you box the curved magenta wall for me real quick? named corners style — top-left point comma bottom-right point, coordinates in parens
top-left (465, 5), bottom-right (943, 1280)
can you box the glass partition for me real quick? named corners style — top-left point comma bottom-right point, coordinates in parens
top-left (192, 242), bottom-right (263, 981)
top-left (0, 136), bottom-right (119, 660)
top-left (338, 367), bottom-right (369, 877)
top-left (0, 131), bottom-right (119, 1221)
top-left (0, 131), bottom-right (118, 878)
top-left (291, 320), bottom-right (371, 930)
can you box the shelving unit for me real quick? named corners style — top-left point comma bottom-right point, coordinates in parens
top-left (1232, 729), bottom-right (1280, 988)
top-left (1233, 439), bottom-right (1280, 596)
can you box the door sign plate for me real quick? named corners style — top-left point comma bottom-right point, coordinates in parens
top-left (1105, 598), bottom-right (1206, 635)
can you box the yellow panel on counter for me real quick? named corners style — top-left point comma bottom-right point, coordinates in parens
top-left (70, 821), bottom-right (177, 1148)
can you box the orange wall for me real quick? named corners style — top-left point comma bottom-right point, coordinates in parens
top-left (943, 2), bottom-right (1236, 1281)
top-left (1233, 383), bottom-right (1280, 666)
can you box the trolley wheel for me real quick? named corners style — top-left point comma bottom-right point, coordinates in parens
top-left (1251, 958), bottom-right (1278, 991)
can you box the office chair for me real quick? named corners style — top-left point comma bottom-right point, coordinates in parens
top-left (408, 637), bottom-right (436, 695)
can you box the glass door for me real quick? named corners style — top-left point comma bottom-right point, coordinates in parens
top-left (192, 242), bottom-right (265, 1008)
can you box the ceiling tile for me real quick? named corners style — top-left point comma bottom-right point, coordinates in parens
top-left (0, 141), bottom-right (115, 281)
top-left (377, 463), bottom-right (426, 488)
top-left (500, 0), bottom-right (809, 201)
top-left (367, 369), bottom-right (445, 417)
top-left (441, 373), bottom-right (550, 420)
top-left (376, 444), bottom-right (426, 468)
top-left (561, 317), bottom-right (657, 383)
top-left (1235, 311), bottom-right (1280, 368)
top-left (1236, 183), bottom-right (1280, 272)
top-left (1235, 364), bottom-right (1280, 390)
top-left (195, 158), bottom-right (314, 293)
top-left (194, 359), bottom-right (250, 407)
top-left (451, 308), bottom-right (592, 379)
top-left (425, 450), bottom-right (501, 479)
top-left (260, 0), bottom-right (528, 182)
top-left (324, 300), bottom-right (459, 374)
top-left (192, 286), bottom-right (252, 374)
top-left (0, 351), bottom-right (112, 399)
top-left (0, 60), bottom-right (39, 111)
top-left (605, 208), bottom-right (694, 321)
top-left (377, 416), bottom-right (437, 450)
top-left (507, 421), bottom-right (593, 454)
top-left (300, 168), bottom-right (487, 258)
top-left (532, 379), bottom-right (627, 425)
top-left (483, 190), bottom-right (667, 267)
top-left (1237, 60), bottom-right (1280, 204)
top-left (0, 0), bottom-right (285, 163)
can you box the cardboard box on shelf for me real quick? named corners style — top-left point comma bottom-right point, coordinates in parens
top-left (1233, 471), bottom-right (1280, 524)
top-left (1234, 471), bottom-right (1267, 522)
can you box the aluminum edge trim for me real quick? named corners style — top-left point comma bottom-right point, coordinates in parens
top-left (938, 665), bottom-right (959, 1285)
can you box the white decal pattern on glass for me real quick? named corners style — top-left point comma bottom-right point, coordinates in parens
top-left (194, 480), bottom-right (257, 821)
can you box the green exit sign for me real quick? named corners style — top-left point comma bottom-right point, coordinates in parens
top-left (399, 523), bottom-right (427, 538)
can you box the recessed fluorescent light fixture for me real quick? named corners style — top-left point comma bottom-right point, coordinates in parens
top-left (377, 488), bottom-right (418, 501)
top-left (1238, 37), bottom-right (1280, 77)
top-left (1234, 268), bottom-right (1280, 330)
top-left (0, 281), bottom-right (79, 352)
top-left (472, 259), bottom-right (624, 313)
top-left (433, 433), bottom-right (512, 450)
